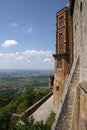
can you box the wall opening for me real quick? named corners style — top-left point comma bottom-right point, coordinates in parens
top-left (56, 86), bottom-right (59, 91)
top-left (80, 1), bottom-right (82, 12)
top-left (75, 25), bottom-right (77, 30)
top-left (59, 33), bottom-right (64, 53)
top-left (58, 58), bottom-right (62, 69)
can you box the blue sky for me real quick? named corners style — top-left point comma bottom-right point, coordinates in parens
top-left (0, 0), bottom-right (68, 69)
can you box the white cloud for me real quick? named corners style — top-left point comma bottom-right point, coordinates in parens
top-left (28, 27), bottom-right (32, 33)
top-left (15, 55), bottom-right (31, 63)
top-left (43, 58), bottom-right (51, 62)
top-left (1, 40), bottom-right (18, 48)
top-left (0, 50), bottom-right (52, 59)
top-left (10, 22), bottom-right (19, 27)
top-left (23, 50), bottom-right (52, 56)
top-left (0, 50), bottom-right (53, 69)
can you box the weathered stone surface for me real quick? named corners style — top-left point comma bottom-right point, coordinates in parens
top-left (53, 7), bottom-right (73, 113)
top-left (52, 55), bottom-right (80, 130)
top-left (52, 59), bottom-right (87, 130)
top-left (73, 0), bottom-right (87, 82)
top-left (79, 82), bottom-right (87, 93)
top-left (52, 0), bottom-right (87, 129)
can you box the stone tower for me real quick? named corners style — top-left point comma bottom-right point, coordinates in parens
top-left (53, 7), bottom-right (73, 112)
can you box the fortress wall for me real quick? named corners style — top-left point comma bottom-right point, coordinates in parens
top-left (73, 0), bottom-right (87, 82)
top-left (70, 86), bottom-right (80, 130)
top-left (52, 67), bottom-right (87, 130)
top-left (80, 0), bottom-right (87, 81)
top-left (73, 0), bottom-right (81, 60)
top-left (52, 56), bottom-right (79, 130)
top-left (71, 82), bottom-right (87, 130)
top-left (78, 83), bottom-right (87, 130)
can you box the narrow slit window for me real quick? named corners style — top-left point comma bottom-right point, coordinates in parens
top-left (59, 33), bottom-right (64, 53)
top-left (58, 58), bottom-right (62, 69)
top-left (80, 2), bottom-right (82, 12)
top-left (56, 86), bottom-right (59, 91)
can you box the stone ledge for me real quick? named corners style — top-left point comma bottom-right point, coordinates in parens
top-left (53, 53), bottom-right (70, 58)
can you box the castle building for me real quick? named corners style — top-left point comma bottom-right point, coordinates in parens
top-left (71, 0), bottom-right (87, 82)
top-left (52, 0), bottom-right (87, 129)
top-left (53, 7), bottom-right (73, 112)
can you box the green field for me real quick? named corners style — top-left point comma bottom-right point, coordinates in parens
top-left (0, 70), bottom-right (53, 93)
top-left (0, 69), bottom-right (54, 112)
top-left (0, 70), bottom-right (54, 130)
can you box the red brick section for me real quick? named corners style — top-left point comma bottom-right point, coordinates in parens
top-left (53, 7), bottom-right (73, 112)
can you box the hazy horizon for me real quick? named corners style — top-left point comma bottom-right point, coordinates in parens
top-left (0, 0), bottom-right (68, 70)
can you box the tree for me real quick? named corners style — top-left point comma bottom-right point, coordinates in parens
top-left (25, 87), bottom-right (36, 107)
top-left (0, 112), bottom-right (11, 130)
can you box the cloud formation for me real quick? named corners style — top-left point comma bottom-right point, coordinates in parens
top-left (0, 49), bottom-right (52, 62)
top-left (10, 22), bottom-right (19, 27)
top-left (1, 40), bottom-right (18, 47)
top-left (23, 50), bottom-right (52, 56)
top-left (28, 27), bottom-right (32, 33)
top-left (43, 58), bottom-right (51, 62)
top-left (0, 50), bottom-right (53, 69)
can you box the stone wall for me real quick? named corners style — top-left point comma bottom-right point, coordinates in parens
top-left (53, 7), bottom-right (73, 113)
top-left (70, 82), bottom-right (87, 130)
top-left (52, 58), bottom-right (87, 130)
top-left (52, 55), bottom-right (79, 130)
top-left (52, 0), bottom-right (87, 128)
top-left (73, 0), bottom-right (87, 81)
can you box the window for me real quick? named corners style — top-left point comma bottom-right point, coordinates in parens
top-left (59, 33), bottom-right (64, 53)
top-left (75, 25), bottom-right (76, 30)
top-left (59, 16), bottom-right (64, 27)
top-left (80, 2), bottom-right (82, 12)
top-left (58, 58), bottom-right (62, 68)
top-left (56, 86), bottom-right (59, 91)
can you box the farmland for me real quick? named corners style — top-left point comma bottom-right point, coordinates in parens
top-left (0, 69), bottom-right (54, 94)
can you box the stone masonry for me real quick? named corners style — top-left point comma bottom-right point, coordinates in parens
top-left (53, 55), bottom-right (80, 130)
top-left (52, 0), bottom-right (87, 129)
top-left (52, 57), bottom-right (87, 130)
top-left (73, 0), bottom-right (87, 81)
top-left (53, 7), bottom-right (73, 113)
